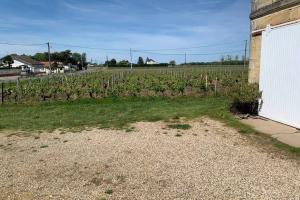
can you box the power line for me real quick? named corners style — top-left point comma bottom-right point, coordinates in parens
top-left (189, 50), bottom-right (245, 56)
top-left (0, 40), bottom-right (248, 53)
top-left (133, 50), bottom-right (184, 56)
top-left (0, 42), bottom-right (46, 46)
top-left (0, 40), bottom-right (247, 63)
top-left (133, 41), bottom-right (245, 51)
top-left (49, 41), bottom-right (246, 52)
top-left (52, 43), bottom-right (129, 52)
top-left (133, 49), bottom-right (244, 56)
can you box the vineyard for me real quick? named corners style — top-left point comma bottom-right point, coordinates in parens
top-left (0, 66), bottom-right (250, 104)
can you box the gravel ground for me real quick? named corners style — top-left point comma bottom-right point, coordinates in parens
top-left (1, 118), bottom-right (300, 200)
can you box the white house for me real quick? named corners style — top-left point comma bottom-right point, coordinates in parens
top-left (145, 57), bottom-right (157, 65)
top-left (11, 55), bottom-right (44, 73)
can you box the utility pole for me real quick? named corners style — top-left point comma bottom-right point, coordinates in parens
top-left (106, 55), bottom-right (109, 67)
top-left (130, 48), bottom-right (133, 70)
top-left (47, 42), bottom-right (51, 73)
top-left (244, 40), bottom-right (248, 68)
top-left (184, 52), bottom-right (187, 65)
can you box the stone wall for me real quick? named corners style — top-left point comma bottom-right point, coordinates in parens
top-left (249, 1), bottom-right (300, 83)
top-left (252, 0), bottom-right (279, 12)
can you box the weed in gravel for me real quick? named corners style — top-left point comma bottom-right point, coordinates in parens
top-left (91, 178), bottom-right (102, 186)
top-left (59, 131), bottom-right (67, 135)
top-left (6, 133), bottom-right (16, 137)
top-left (175, 133), bottom-right (182, 137)
top-left (125, 127), bottom-right (135, 133)
top-left (34, 136), bottom-right (40, 140)
top-left (40, 145), bottom-right (48, 148)
top-left (116, 175), bottom-right (126, 183)
top-left (105, 189), bottom-right (113, 195)
top-left (168, 124), bottom-right (191, 130)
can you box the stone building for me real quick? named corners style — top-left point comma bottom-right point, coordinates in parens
top-left (249, 0), bottom-right (300, 83)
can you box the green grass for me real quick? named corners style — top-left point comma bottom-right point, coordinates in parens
top-left (0, 97), bottom-right (240, 131)
top-left (168, 124), bottom-right (192, 130)
top-left (105, 189), bottom-right (113, 195)
top-left (0, 96), bottom-right (299, 156)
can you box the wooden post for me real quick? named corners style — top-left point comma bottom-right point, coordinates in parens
top-left (1, 82), bottom-right (4, 105)
top-left (214, 77), bottom-right (217, 95)
top-left (205, 75), bottom-right (208, 90)
top-left (17, 78), bottom-right (20, 102)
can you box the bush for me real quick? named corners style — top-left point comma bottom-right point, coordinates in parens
top-left (226, 83), bottom-right (261, 115)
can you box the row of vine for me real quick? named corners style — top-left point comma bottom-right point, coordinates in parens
top-left (1, 67), bottom-right (249, 104)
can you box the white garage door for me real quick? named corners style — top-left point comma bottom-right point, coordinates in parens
top-left (259, 22), bottom-right (300, 129)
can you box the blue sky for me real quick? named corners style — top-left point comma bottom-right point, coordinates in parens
top-left (0, 0), bottom-right (251, 64)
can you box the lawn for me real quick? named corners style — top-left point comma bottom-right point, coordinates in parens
top-left (0, 96), bottom-right (250, 132)
top-left (1, 96), bottom-right (299, 155)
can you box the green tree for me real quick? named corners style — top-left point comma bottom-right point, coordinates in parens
top-left (137, 57), bottom-right (144, 65)
top-left (51, 52), bottom-right (61, 62)
top-left (110, 59), bottom-right (117, 65)
top-left (72, 53), bottom-right (81, 64)
top-left (59, 50), bottom-right (72, 64)
top-left (119, 60), bottom-right (129, 65)
top-left (169, 60), bottom-right (176, 66)
top-left (2, 55), bottom-right (14, 67)
top-left (104, 59), bottom-right (117, 66)
top-left (32, 53), bottom-right (48, 61)
top-left (82, 53), bottom-right (87, 63)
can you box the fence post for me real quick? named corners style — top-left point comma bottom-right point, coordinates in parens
top-left (214, 77), bottom-right (217, 95)
top-left (17, 78), bottom-right (20, 102)
top-left (1, 82), bottom-right (4, 105)
top-left (205, 75), bottom-right (208, 90)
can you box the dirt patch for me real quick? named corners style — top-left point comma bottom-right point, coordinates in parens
top-left (1, 118), bottom-right (300, 199)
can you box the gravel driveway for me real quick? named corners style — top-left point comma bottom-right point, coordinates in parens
top-left (1, 118), bottom-right (300, 200)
